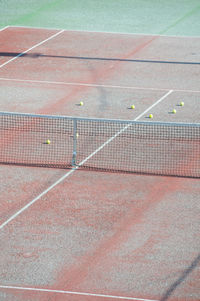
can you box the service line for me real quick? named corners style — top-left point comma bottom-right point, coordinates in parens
top-left (0, 77), bottom-right (199, 93)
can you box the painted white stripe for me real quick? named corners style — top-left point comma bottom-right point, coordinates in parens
top-left (0, 77), bottom-right (198, 93)
top-left (0, 26), bottom-right (10, 32)
top-left (0, 168), bottom-right (76, 230)
top-left (8, 25), bottom-right (200, 38)
top-left (134, 90), bottom-right (173, 120)
top-left (78, 90), bottom-right (173, 167)
top-left (0, 90), bottom-right (172, 230)
top-left (0, 285), bottom-right (158, 301)
top-left (0, 29), bottom-right (64, 69)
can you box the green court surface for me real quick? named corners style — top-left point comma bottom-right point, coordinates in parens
top-left (0, 0), bottom-right (200, 36)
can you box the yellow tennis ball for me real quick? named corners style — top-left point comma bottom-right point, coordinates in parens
top-left (46, 139), bottom-right (51, 144)
top-left (80, 101), bottom-right (84, 106)
top-left (131, 105), bottom-right (135, 109)
top-left (76, 133), bottom-right (79, 138)
top-left (172, 109), bottom-right (176, 114)
top-left (149, 114), bottom-right (153, 119)
top-left (180, 101), bottom-right (184, 106)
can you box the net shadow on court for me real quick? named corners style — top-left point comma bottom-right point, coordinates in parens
top-left (0, 51), bottom-right (200, 65)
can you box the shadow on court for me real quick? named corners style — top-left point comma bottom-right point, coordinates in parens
top-left (160, 253), bottom-right (200, 301)
top-left (0, 52), bottom-right (200, 65)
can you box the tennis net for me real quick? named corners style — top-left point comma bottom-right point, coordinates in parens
top-left (0, 111), bottom-right (200, 178)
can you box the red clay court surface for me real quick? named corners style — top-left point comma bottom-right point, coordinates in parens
top-left (0, 26), bottom-right (200, 301)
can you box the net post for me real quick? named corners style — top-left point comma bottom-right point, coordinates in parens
top-left (72, 118), bottom-right (77, 166)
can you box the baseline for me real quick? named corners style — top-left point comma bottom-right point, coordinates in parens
top-left (0, 26), bottom-right (10, 32)
top-left (7, 25), bottom-right (200, 39)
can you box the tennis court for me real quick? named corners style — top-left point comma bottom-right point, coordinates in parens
top-left (0, 25), bottom-right (200, 301)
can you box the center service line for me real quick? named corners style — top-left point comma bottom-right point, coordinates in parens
top-left (0, 90), bottom-right (172, 230)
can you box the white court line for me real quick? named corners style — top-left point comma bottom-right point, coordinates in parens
top-left (8, 25), bottom-right (200, 38)
top-left (0, 285), bottom-right (159, 301)
top-left (0, 168), bottom-right (76, 230)
top-left (0, 77), bottom-right (199, 93)
top-left (0, 90), bottom-right (172, 230)
top-left (0, 26), bottom-right (10, 32)
top-left (77, 90), bottom-right (173, 168)
top-left (0, 29), bottom-right (64, 69)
